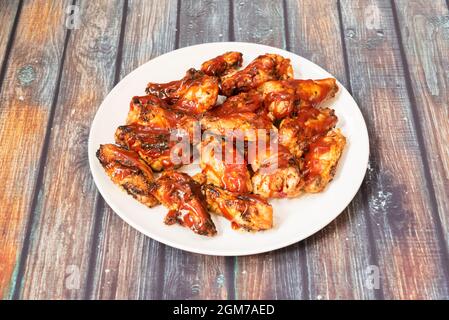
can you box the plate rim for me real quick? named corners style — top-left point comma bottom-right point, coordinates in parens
top-left (88, 41), bottom-right (369, 256)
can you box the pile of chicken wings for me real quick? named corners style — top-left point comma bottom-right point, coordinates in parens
top-left (97, 51), bottom-right (346, 237)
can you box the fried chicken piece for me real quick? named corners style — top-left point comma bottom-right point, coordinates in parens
top-left (126, 95), bottom-right (199, 141)
top-left (203, 184), bottom-right (273, 231)
top-left (201, 112), bottom-right (276, 142)
top-left (256, 78), bottom-right (338, 120)
top-left (250, 143), bottom-right (304, 199)
top-left (201, 51), bottom-right (243, 77)
top-left (97, 144), bottom-right (159, 207)
top-left (279, 106), bottom-right (338, 158)
top-left (145, 68), bottom-right (219, 114)
top-left (221, 54), bottom-right (293, 96)
top-left (150, 171), bottom-right (217, 236)
top-left (115, 124), bottom-right (190, 171)
top-left (206, 90), bottom-right (264, 117)
top-left (303, 129), bottom-right (346, 193)
top-left (257, 80), bottom-right (296, 120)
top-left (199, 135), bottom-right (252, 194)
top-left (290, 78), bottom-right (338, 107)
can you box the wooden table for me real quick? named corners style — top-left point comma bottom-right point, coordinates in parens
top-left (0, 0), bottom-right (448, 300)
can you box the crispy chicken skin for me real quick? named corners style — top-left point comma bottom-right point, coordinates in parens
top-left (251, 144), bottom-right (304, 198)
top-left (206, 90), bottom-right (264, 117)
top-left (257, 78), bottom-right (338, 120)
top-left (303, 129), bottom-right (346, 193)
top-left (201, 51), bottom-right (243, 77)
top-left (291, 78), bottom-right (338, 107)
top-left (221, 54), bottom-right (293, 96)
top-left (97, 144), bottom-right (159, 207)
top-left (257, 80), bottom-right (296, 120)
top-left (150, 171), bottom-right (217, 236)
top-left (203, 184), bottom-right (273, 231)
top-left (126, 95), bottom-right (199, 141)
top-left (145, 68), bottom-right (219, 114)
top-left (201, 112), bottom-right (276, 142)
top-left (199, 135), bottom-right (252, 194)
top-left (279, 106), bottom-right (338, 158)
top-left (115, 124), bottom-right (189, 171)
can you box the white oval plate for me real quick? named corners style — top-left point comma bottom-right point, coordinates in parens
top-left (88, 42), bottom-right (369, 256)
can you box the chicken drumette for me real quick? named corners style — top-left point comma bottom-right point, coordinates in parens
top-left (150, 171), bottom-right (217, 236)
top-left (249, 142), bottom-right (304, 199)
top-left (279, 106), bottom-right (338, 158)
top-left (302, 129), bottom-right (346, 193)
top-left (97, 144), bottom-right (159, 207)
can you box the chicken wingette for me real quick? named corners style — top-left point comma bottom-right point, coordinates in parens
top-left (115, 124), bottom-right (190, 171)
top-left (221, 54), bottom-right (293, 96)
top-left (199, 135), bottom-right (252, 194)
top-left (97, 144), bottom-right (159, 207)
top-left (150, 171), bottom-right (217, 236)
top-left (201, 51), bottom-right (243, 77)
top-left (203, 184), bottom-right (273, 231)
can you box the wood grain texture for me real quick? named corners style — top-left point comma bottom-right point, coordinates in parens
top-left (340, 0), bottom-right (449, 299)
top-left (16, 0), bottom-right (125, 299)
top-left (0, 0), bottom-right (20, 73)
top-left (179, 0), bottom-right (230, 46)
top-left (232, 0), bottom-right (307, 300)
top-left (0, 0), bottom-right (70, 299)
top-left (89, 0), bottom-right (231, 300)
top-left (393, 0), bottom-right (449, 264)
top-left (88, 0), bottom-right (177, 300)
top-left (285, 0), bottom-right (375, 300)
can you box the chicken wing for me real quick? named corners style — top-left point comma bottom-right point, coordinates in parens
top-left (126, 95), bottom-right (199, 142)
top-left (145, 68), bottom-right (219, 114)
top-left (279, 106), bottom-right (338, 158)
top-left (206, 90), bottom-right (264, 117)
top-left (115, 124), bottom-right (190, 171)
top-left (250, 144), bottom-right (304, 198)
top-left (201, 112), bottom-right (276, 142)
top-left (150, 171), bottom-right (217, 236)
top-left (290, 78), bottom-right (338, 108)
top-left (199, 135), bottom-right (252, 194)
top-left (257, 80), bottom-right (296, 120)
top-left (201, 51), bottom-right (243, 77)
top-left (97, 144), bottom-right (159, 207)
top-left (221, 54), bottom-right (293, 96)
top-left (203, 184), bottom-right (273, 231)
top-left (303, 129), bottom-right (346, 193)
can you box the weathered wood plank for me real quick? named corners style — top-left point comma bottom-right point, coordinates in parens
top-left (16, 0), bottom-right (125, 299)
top-left (89, 0), bottom-right (232, 300)
top-left (160, 0), bottom-right (231, 300)
top-left (178, 0), bottom-right (229, 46)
top-left (393, 0), bottom-right (449, 271)
top-left (0, 0), bottom-right (70, 299)
top-left (232, 0), bottom-right (307, 299)
top-left (88, 0), bottom-right (177, 300)
top-left (285, 0), bottom-right (375, 300)
top-left (0, 0), bottom-right (20, 73)
top-left (340, 0), bottom-right (449, 299)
